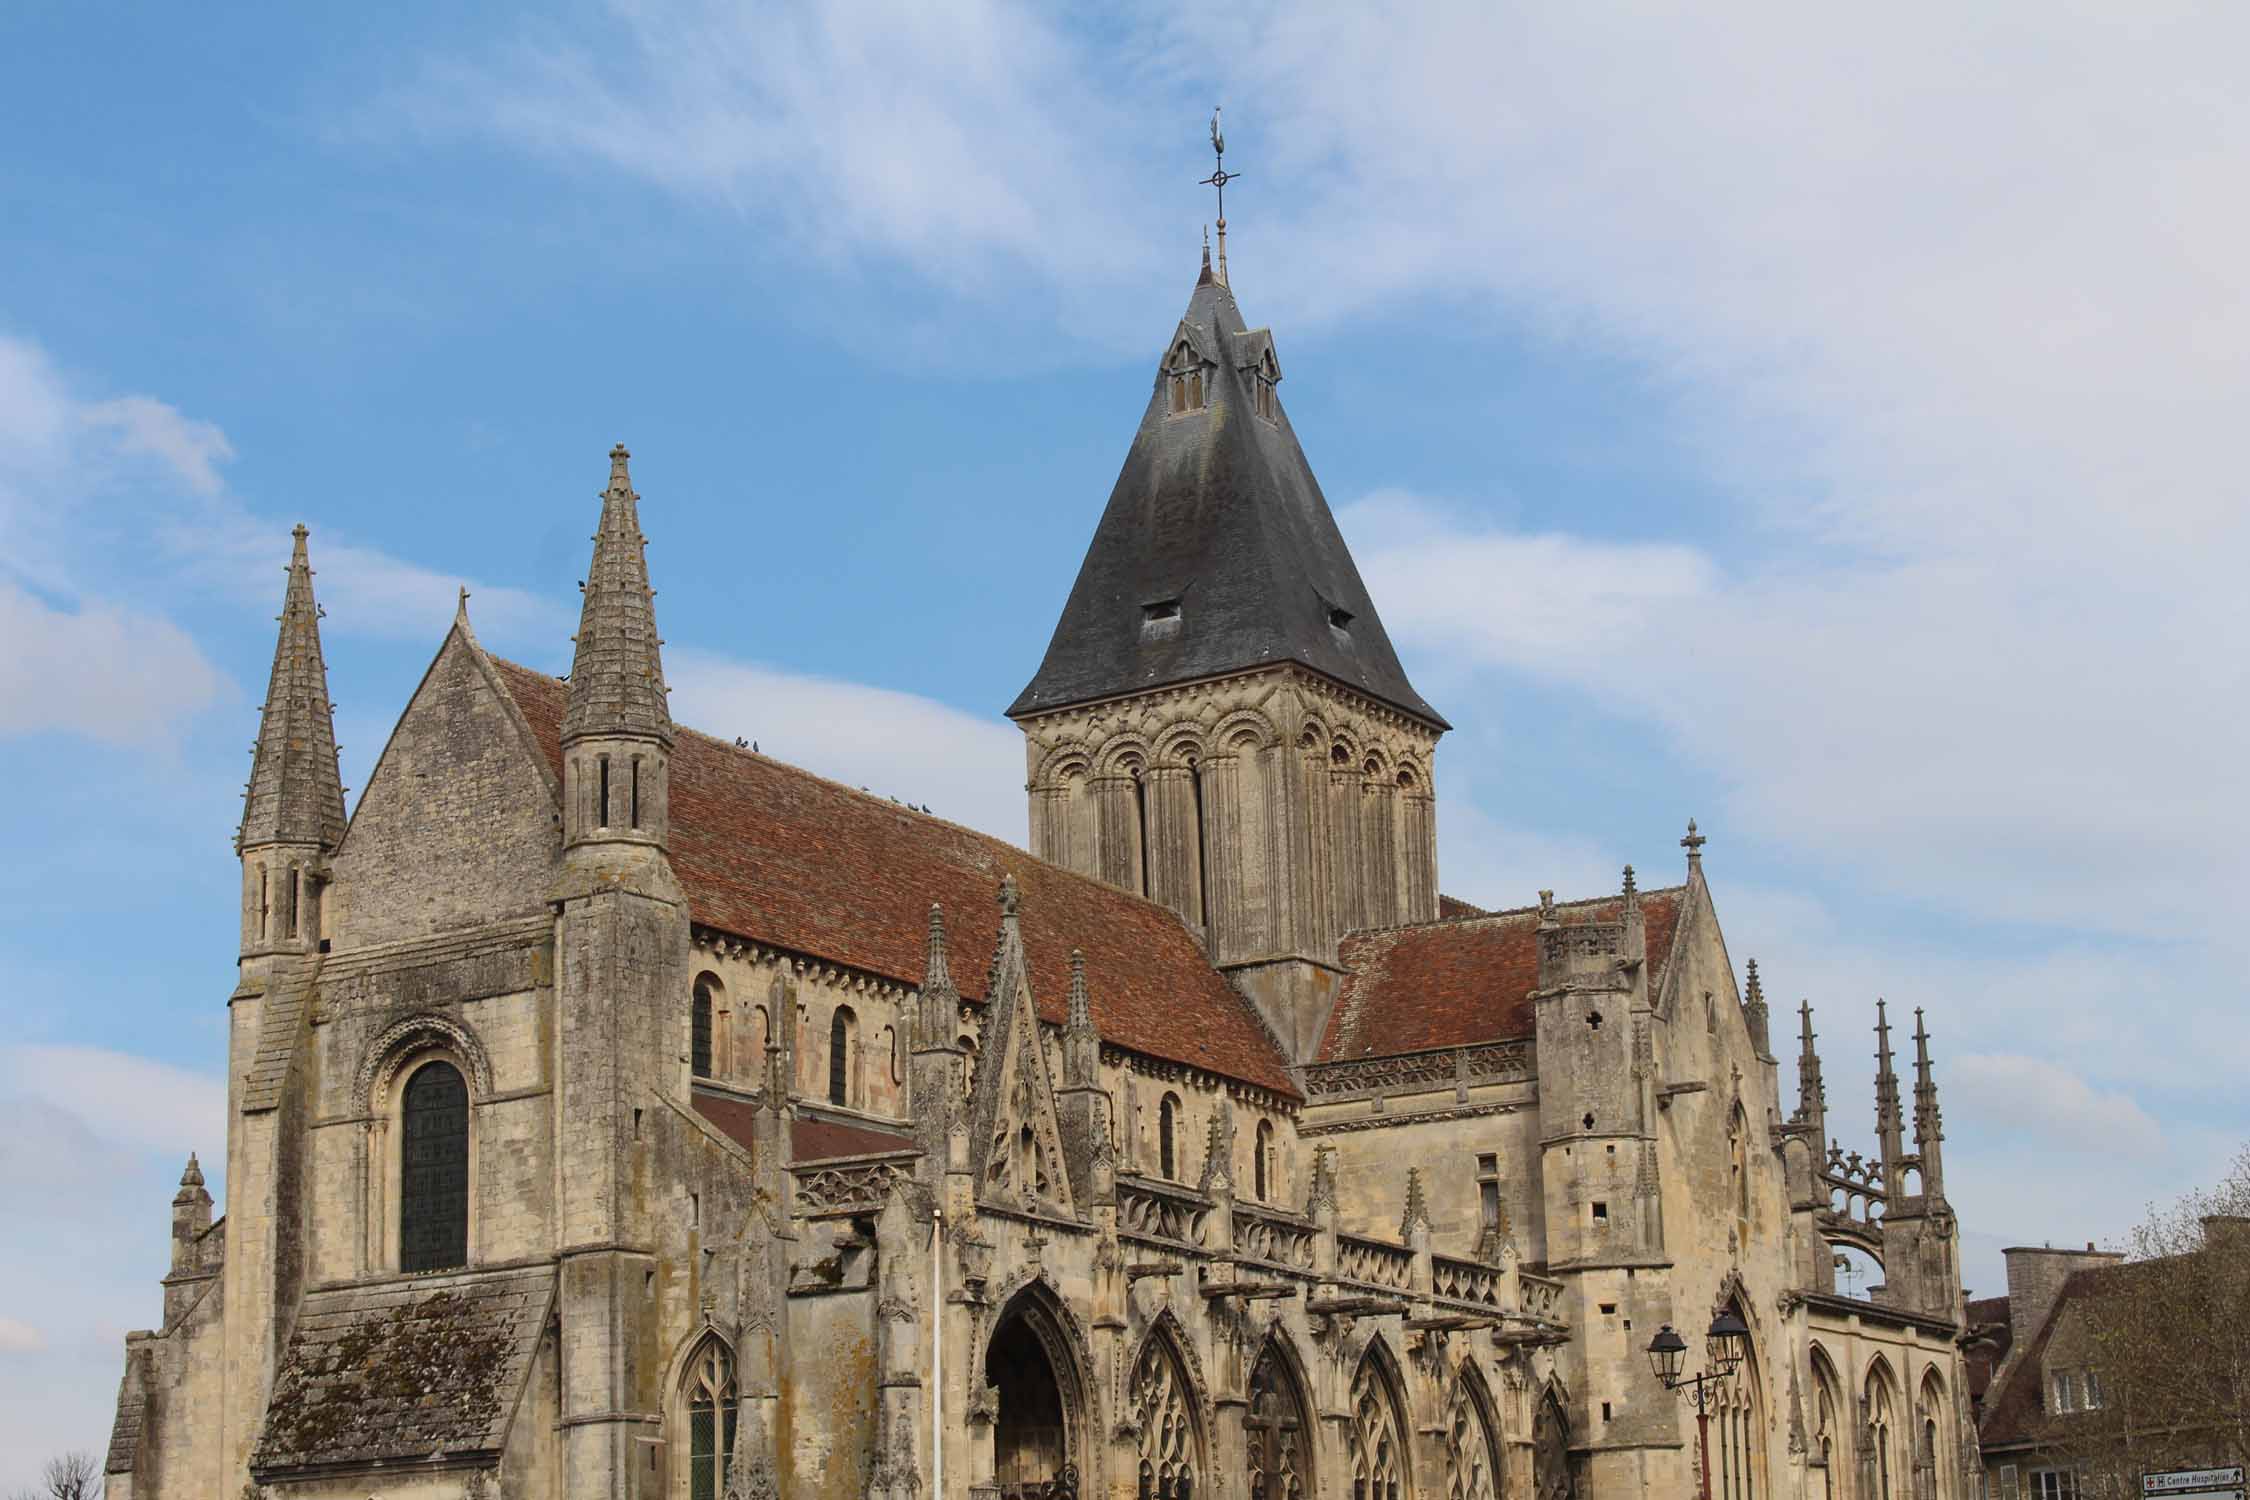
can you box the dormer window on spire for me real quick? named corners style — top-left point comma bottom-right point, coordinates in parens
top-left (1253, 349), bottom-right (1281, 423)
top-left (1165, 339), bottom-right (1207, 415)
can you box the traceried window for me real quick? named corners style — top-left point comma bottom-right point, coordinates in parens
top-left (683, 1339), bottom-right (738, 1500)
top-left (1444, 1377), bottom-right (1501, 1500)
top-left (1348, 1351), bottom-right (1408, 1500)
top-left (1129, 1331), bottom-right (1202, 1500)
top-left (400, 1060), bottom-right (469, 1272)
top-left (1247, 1341), bottom-right (1311, 1500)
top-left (691, 974), bottom-right (717, 1078)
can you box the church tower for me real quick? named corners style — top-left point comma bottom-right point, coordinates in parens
top-left (1009, 243), bottom-right (1446, 1062)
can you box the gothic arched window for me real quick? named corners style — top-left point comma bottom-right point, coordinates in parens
top-left (1166, 340), bottom-right (1207, 415)
top-left (1254, 1120), bottom-right (1274, 1202)
top-left (829, 1006), bottom-right (857, 1107)
top-left (683, 1338), bottom-right (737, 1500)
top-left (1159, 1093), bottom-right (1181, 1181)
top-left (1348, 1347), bottom-right (1409, 1500)
top-left (400, 1060), bottom-right (468, 1272)
top-left (691, 974), bottom-right (718, 1079)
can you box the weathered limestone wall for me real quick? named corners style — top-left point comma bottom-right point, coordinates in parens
top-left (327, 631), bottom-right (561, 948)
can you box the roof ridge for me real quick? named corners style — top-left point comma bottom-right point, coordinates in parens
top-left (1348, 884), bottom-right (1687, 939)
top-left (491, 655), bottom-right (1230, 933)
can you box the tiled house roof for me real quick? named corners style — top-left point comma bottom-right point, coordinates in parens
top-left (1316, 889), bottom-right (1685, 1063)
top-left (493, 659), bottom-right (1297, 1098)
top-left (1979, 1262), bottom-right (2146, 1451)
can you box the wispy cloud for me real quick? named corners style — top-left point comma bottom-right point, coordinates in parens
top-left (667, 649), bottom-right (1026, 843)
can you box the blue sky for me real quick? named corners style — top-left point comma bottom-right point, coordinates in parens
top-left (5, 0), bottom-right (2247, 1478)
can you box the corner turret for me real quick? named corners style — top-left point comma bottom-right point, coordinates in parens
top-left (559, 445), bottom-right (676, 884)
top-left (237, 526), bottom-right (346, 960)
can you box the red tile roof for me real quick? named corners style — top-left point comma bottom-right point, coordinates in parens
top-left (1437, 893), bottom-right (1488, 920)
top-left (1316, 889), bottom-right (1686, 1063)
top-left (493, 658), bottom-right (1296, 1097)
top-left (688, 1092), bottom-right (917, 1164)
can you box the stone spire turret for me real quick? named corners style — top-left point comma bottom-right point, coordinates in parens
top-left (238, 525), bottom-right (345, 956)
top-left (561, 444), bottom-right (674, 857)
top-left (1912, 1007), bottom-right (1946, 1198)
top-left (1874, 1000), bottom-right (1906, 1196)
top-left (1742, 958), bottom-right (1772, 1058)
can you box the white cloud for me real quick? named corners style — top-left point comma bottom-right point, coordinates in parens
top-left (79, 395), bottom-right (233, 497)
top-left (0, 1319), bottom-right (45, 1356)
top-left (0, 1046), bottom-right (226, 1166)
top-left (0, 583), bottom-right (229, 743)
top-left (1949, 1053), bottom-right (2167, 1161)
top-left (667, 649), bottom-right (1026, 844)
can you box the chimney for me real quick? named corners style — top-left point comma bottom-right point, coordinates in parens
top-left (2001, 1244), bottom-right (2122, 1346)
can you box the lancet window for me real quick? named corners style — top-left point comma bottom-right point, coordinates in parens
top-left (683, 1338), bottom-right (737, 1500)
top-left (691, 973), bottom-right (718, 1079)
top-left (830, 1005), bottom-right (857, 1107)
top-left (399, 1059), bottom-right (468, 1272)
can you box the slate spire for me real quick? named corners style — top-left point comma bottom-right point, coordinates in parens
top-left (238, 525), bottom-right (347, 853)
top-left (563, 445), bottom-right (672, 747)
top-left (1008, 262), bottom-right (1444, 728)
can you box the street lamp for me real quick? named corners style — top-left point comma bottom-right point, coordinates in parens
top-left (1648, 1309), bottom-right (1750, 1500)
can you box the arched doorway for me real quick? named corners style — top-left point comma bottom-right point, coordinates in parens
top-left (987, 1288), bottom-right (1086, 1499)
top-left (1246, 1336), bottom-right (1314, 1500)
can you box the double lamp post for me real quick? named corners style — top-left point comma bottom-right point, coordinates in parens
top-left (1647, 1307), bottom-right (1752, 1500)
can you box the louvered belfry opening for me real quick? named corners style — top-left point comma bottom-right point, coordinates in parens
top-left (400, 1060), bottom-right (469, 1272)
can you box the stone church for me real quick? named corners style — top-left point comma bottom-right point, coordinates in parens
top-left (103, 242), bottom-right (1979, 1500)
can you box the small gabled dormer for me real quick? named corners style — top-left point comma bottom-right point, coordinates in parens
top-left (1164, 335), bottom-right (1209, 416)
top-left (1246, 336), bottom-right (1283, 423)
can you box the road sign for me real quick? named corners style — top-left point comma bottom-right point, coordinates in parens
top-left (2142, 1467), bottom-right (2245, 1500)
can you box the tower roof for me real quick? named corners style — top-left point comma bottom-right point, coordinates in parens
top-left (238, 525), bottom-right (347, 852)
top-left (562, 445), bottom-right (672, 745)
top-left (1008, 270), bottom-right (1446, 729)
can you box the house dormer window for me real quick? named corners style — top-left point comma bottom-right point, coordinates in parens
top-left (1166, 340), bottom-right (1207, 415)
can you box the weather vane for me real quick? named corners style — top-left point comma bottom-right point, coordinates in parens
top-left (1200, 107), bottom-right (1238, 285)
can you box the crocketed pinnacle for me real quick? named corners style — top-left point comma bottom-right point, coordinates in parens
top-left (1795, 1000), bottom-right (1826, 1124)
top-left (1065, 948), bottom-right (1093, 1034)
top-left (1874, 999), bottom-right (1904, 1160)
top-left (923, 904), bottom-right (956, 1000)
top-left (175, 1153), bottom-right (208, 1202)
top-left (562, 444), bottom-right (672, 746)
top-left (238, 525), bottom-right (347, 853)
top-left (1912, 1008), bottom-right (1944, 1149)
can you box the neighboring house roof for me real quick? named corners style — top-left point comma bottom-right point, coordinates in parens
top-left (1007, 268), bottom-right (1445, 729)
top-left (1978, 1262), bottom-right (2142, 1450)
top-left (493, 658), bottom-right (1297, 1098)
top-left (1316, 888), bottom-right (1686, 1063)
top-left (1964, 1293), bottom-right (2014, 1413)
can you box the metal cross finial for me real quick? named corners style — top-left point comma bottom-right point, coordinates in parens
top-left (1199, 107), bottom-right (1240, 226)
